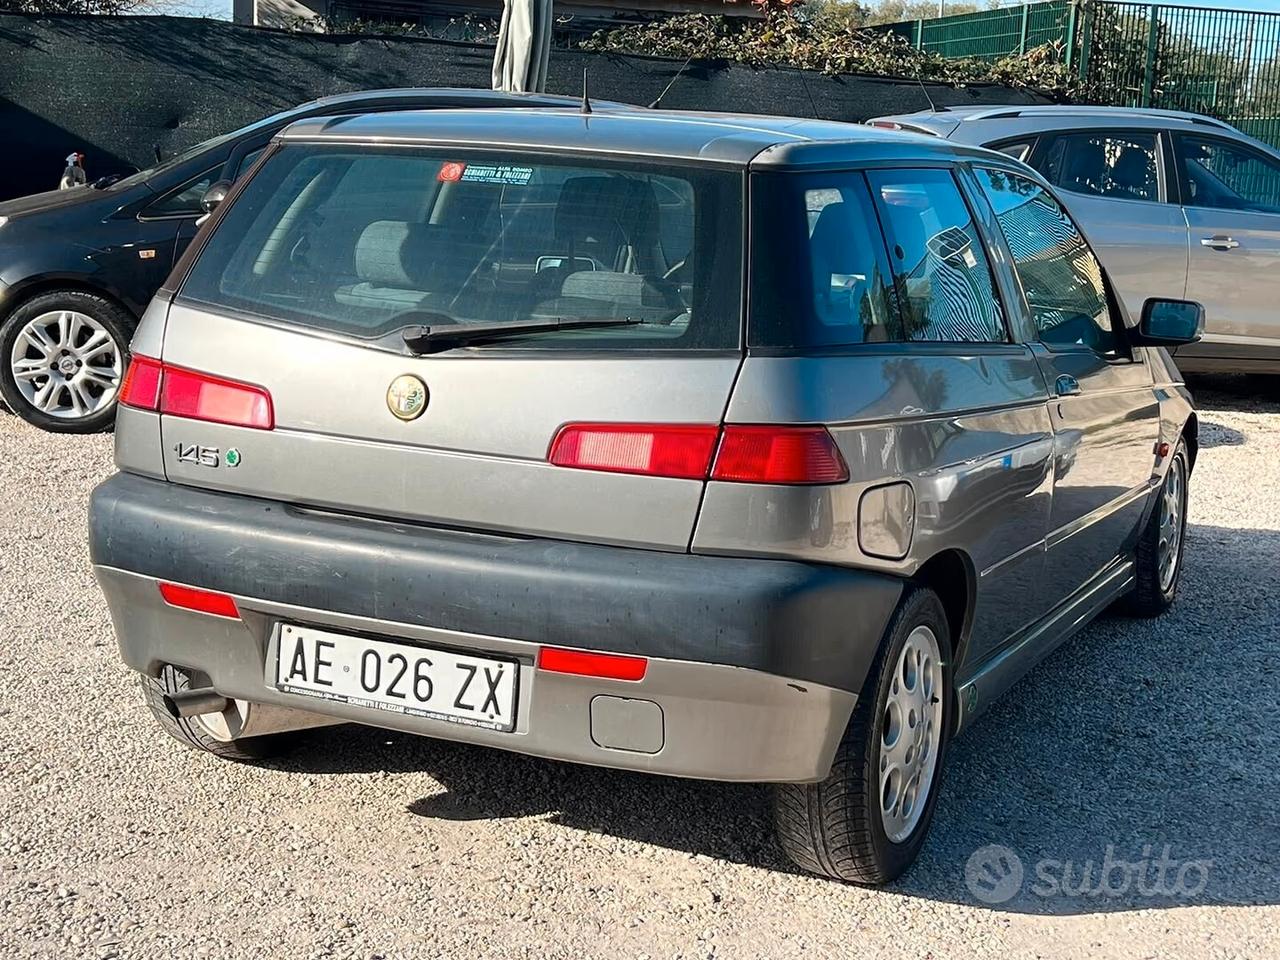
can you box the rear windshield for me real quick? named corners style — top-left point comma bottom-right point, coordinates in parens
top-left (179, 145), bottom-right (742, 351)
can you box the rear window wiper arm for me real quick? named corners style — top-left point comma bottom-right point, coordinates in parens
top-left (402, 317), bottom-right (642, 354)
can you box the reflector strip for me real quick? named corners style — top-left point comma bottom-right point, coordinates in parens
top-left (537, 647), bottom-right (648, 681)
top-left (158, 582), bottom-right (241, 620)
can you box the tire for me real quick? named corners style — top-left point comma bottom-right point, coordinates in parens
top-left (773, 585), bottom-right (954, 885)
top-left (140, 665), bottom-right (300, 763)
top-left (1119, 438), bottom-right (1190, 617)
top-left (0, 289), bottom-right (133, 433)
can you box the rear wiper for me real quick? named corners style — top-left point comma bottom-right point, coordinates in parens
top-left (401, 317), bottom-right (642, 355)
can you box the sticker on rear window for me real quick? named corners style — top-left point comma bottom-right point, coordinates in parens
top-left (438, 162), bottom-right (467, 182)
top-left (459, 164), bottom-right (534, 186)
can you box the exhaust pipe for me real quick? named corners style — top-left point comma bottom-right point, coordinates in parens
top-left (164, 687), bottom-right (231, 719)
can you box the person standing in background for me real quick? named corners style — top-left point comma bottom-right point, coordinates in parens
top-left (59, 152), bottom-right (87, 190)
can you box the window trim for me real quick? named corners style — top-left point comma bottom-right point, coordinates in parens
top-left (865, 165), bottom-right (1015, 346)
top-left (968, 162), bottom-right (1136, 364)
top-left (1170, 130), bottom-right (1280, 216)
top-left (1026, 127), bottom-right (1172, 207)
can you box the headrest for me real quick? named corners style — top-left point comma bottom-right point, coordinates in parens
top-left (554, 177), bottom-right (660, 250)
top-left (355, 220), bottom-right (427, 288)
top-left (1111, 146), bottom-right (1151, 189)
top-left (559, 270), bottom-right (649, 306)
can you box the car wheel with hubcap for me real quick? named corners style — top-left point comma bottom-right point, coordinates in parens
top-left (0, 290), bottom-right (132, 433)
top-left (774, 585), bottom-right (954, 884)
top-left (1120, 437), bottom-right (1191, 617)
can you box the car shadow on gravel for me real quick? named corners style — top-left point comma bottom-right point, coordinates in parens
top-left (267, 522), bottom-right (1279, 915)
top-left (1186, 373), bottom-right (1280, 415)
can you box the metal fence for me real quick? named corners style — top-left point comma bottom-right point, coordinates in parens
top-left (881, 1), bottom-right (1280, 150)
top-left (884, 0), bottom-right (1077, 61)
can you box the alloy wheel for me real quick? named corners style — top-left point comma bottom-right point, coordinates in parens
top-left (1158, 455), bottom-right (1186, 593)
top-left (879, 624), bottom-right (945, 844)
top-left (9, 310), bottom-right (122, 420)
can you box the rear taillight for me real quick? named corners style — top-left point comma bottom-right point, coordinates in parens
top-left (548, 423), bottom-right (847, 485)
top-left (158, 582), bottom-right (241, 619)
top-left (711, 425), bottom-right (849, 485)
top-left (119, 356), bottom-right (274, 430)
top-left (548, 423), bottom-right (719, 480)
top-left (118, 355), bottom-right (163, 410)
top-left (161, 366), bottom-right (274, 430)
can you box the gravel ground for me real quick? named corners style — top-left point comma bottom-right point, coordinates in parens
top-left (1, 375), bottom-right (1277, 959)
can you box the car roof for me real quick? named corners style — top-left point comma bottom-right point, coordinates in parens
top-left (276, 107), bottom-right (1003, 168)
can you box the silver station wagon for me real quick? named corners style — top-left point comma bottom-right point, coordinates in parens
top-left (89, 108), bottom-right (1202, 884)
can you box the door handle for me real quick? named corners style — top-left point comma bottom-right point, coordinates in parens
top-left (1200, 235), bottom-right (1240, 250)
top-left (1055, 374), bottom-right (1081, 397)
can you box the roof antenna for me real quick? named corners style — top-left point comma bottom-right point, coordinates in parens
top-left (649, 52), bottom-right (695, 109)
top-left (917, 78), bottom-right (947, 113)
top-left (581, 67), bottom-right (593, 115)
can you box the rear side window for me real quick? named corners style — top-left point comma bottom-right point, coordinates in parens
top-left (867, 168), bottom-right (1007, 344)
top-left (750, 168), bottom-right (1006, 348)
top-left (1040, 132), bottom-right (1160, 203)
top-left (975, 168), bottom-right (1119, 355)
top-left (179, 146), bottom-right (741, 351)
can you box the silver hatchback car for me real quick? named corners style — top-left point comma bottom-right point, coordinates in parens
top-left (90, 109), bottom-right (1201, 884)
top-left (870, 105), bottom-right (1280, 375)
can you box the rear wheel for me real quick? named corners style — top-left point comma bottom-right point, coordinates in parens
top-left (1120, 439), bottom-right (1190, 617)
top-left (0, 290), bottom-right (131, 433)
top-left (141, 665), bottom-right (301, 762)
top-left (773, 586), bottom-right (953, 884)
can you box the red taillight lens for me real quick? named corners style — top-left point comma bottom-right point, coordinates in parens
top-left (711, 426), bottom-right (849, 485)
top-left (537, 647), bottom-right (648, 681)
top-left (119, 355), bottom-right (164, 411)
top-left (119, 357), bottom-right (274, 430)
top-left (548, 423), bottom-right (720, 480)
top-left (158, 582), bottom-right (240, 619)
top-left (161, 365), bottom-right (274, 430)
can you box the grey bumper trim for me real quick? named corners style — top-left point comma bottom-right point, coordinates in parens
top-left (89, 472), bottom-right (902, 693)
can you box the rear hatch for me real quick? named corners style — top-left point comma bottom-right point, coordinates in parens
top-left (142, 141), bottom-right (745, 551)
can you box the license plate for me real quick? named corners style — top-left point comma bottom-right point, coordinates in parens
top-left (273, 625), bottom-right (518, 732)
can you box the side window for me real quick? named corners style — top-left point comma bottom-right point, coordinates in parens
top-left (1177, 135), bottom-right (1280, 213)
top-left (1040, 132), bottom-right (1160, 203)
top-left (749, 171), bottom-right (900, 348)
top-left (866, 168), bottom-right (1007, 343)
top-left (143, 166), bottom-right (219, 218)
top-left (975, 167), bottom-right (1120, 355)
top-left (234, 146), bottom-right (267, 179)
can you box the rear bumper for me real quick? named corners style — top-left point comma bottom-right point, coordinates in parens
top-left (90, 473), bottom-right (903, 782)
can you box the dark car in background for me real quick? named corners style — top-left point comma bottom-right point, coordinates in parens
top-left (0, 88), bottom-right (624, 433)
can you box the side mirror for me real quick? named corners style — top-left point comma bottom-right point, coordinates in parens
top-left (1131, 298), bottom-right (1205, 347)
top-left (200, 180), bottom-right (232, 215)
